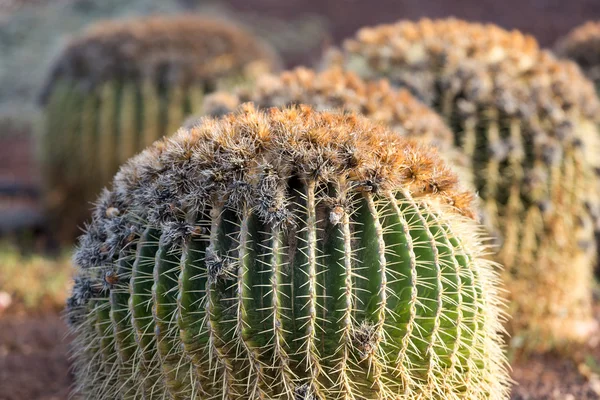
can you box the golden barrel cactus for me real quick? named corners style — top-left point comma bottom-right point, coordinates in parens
top-left (39, 15), bottom-right (281, 242)
top-left (329, 18), bottom-right (600, 351)
top-left (67, 105), bottom-right (508, 399)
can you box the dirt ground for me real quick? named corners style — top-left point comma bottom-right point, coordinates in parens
top-left (1, 313), bottom-right (600, 399)
top-left (0, 315), bottom-right (72, 400)
top-left (511, 352), bottom-right (600, 399)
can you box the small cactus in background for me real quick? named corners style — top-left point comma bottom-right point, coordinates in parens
top-left (67, 105), bottom-right (508, 399)
top-left (39, 15), bottom-right (281, 242)
top-left (555, 21), bottom-right (600, 90)
top-left (329, 18), bottom-right (600, 351)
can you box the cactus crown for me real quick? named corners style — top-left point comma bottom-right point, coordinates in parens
top-left (200, 67), bottom-right (475, 204)
top-left (200, 67), bottom-right (455, 152)
top-left (40, 15), bottom-right (281, 103)
top-left (555, 21), bottom-right (600, 83)
top-left (68, 105), bottom-right (508, 399)
top-left (82, 103), bottom-right (475, 240)
top-left (332, 17), bottom-right (600, 349)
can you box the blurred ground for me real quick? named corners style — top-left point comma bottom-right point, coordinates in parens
top-left (508, 299), bottom-right (600, 399)
top-left (511, 352), bottom-right (600, 399)
top-left (0, 315), bottom-right (72, 400)
top-left (0, 247), bottom-right (72, 400)
top-left (0, 246), bottom-right (71, 314)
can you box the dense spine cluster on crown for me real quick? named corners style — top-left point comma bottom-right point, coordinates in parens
top-left (199, 67), bottom-right (474, 195)
top-left (40, 15), bottom-right (281, 242)
top-left (555, 21), bottom-right (600, 88)
top-left (68, 106), bottom-right (508, 399)
top-left (330, 17), bottom-right (600, 350)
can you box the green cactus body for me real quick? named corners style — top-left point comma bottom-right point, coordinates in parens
top-left (67, 106), bottom-right (508, 399)
top-left (109, 250), bottom-right (139, 399)
top-left (330, 18), bottom-right (600, 351)
top-left (40, 15), bottom-right (281, 242)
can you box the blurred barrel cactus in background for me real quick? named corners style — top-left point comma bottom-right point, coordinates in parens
top-left (328, 18), bottom-right (600, 351)
top-left (198, 66), bottom-right (473, 188)
top-left (555, 21), bottom-right (600, 90)
top-left (67, 105), bottom-right (508, 399)
top-left (555, 21), bottom-right (600, 278)
top-left (39, 15), bottom-right (281, 242)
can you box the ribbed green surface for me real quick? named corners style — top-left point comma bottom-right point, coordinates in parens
top-left (130, 227), bottom-right (165, 397)
top-left (73, 186), bottom-right (498, 399)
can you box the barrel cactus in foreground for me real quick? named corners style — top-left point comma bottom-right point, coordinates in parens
top-left (555, 21), bottom-right (600, 91)
top-left (67, 105), bottom-right (508, 399)
top-left (40, 15), bottom-right (281, 242)
top-left (329, 18), bottom-right (600, 351)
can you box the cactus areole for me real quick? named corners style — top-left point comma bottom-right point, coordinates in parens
top-left (68, 105), bottom-right (508, 399)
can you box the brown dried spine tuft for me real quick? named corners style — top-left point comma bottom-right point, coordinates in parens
top-left (202, 67), bottom-right (453, 151)
top-left (200, 66), bottom-right (475, 194)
